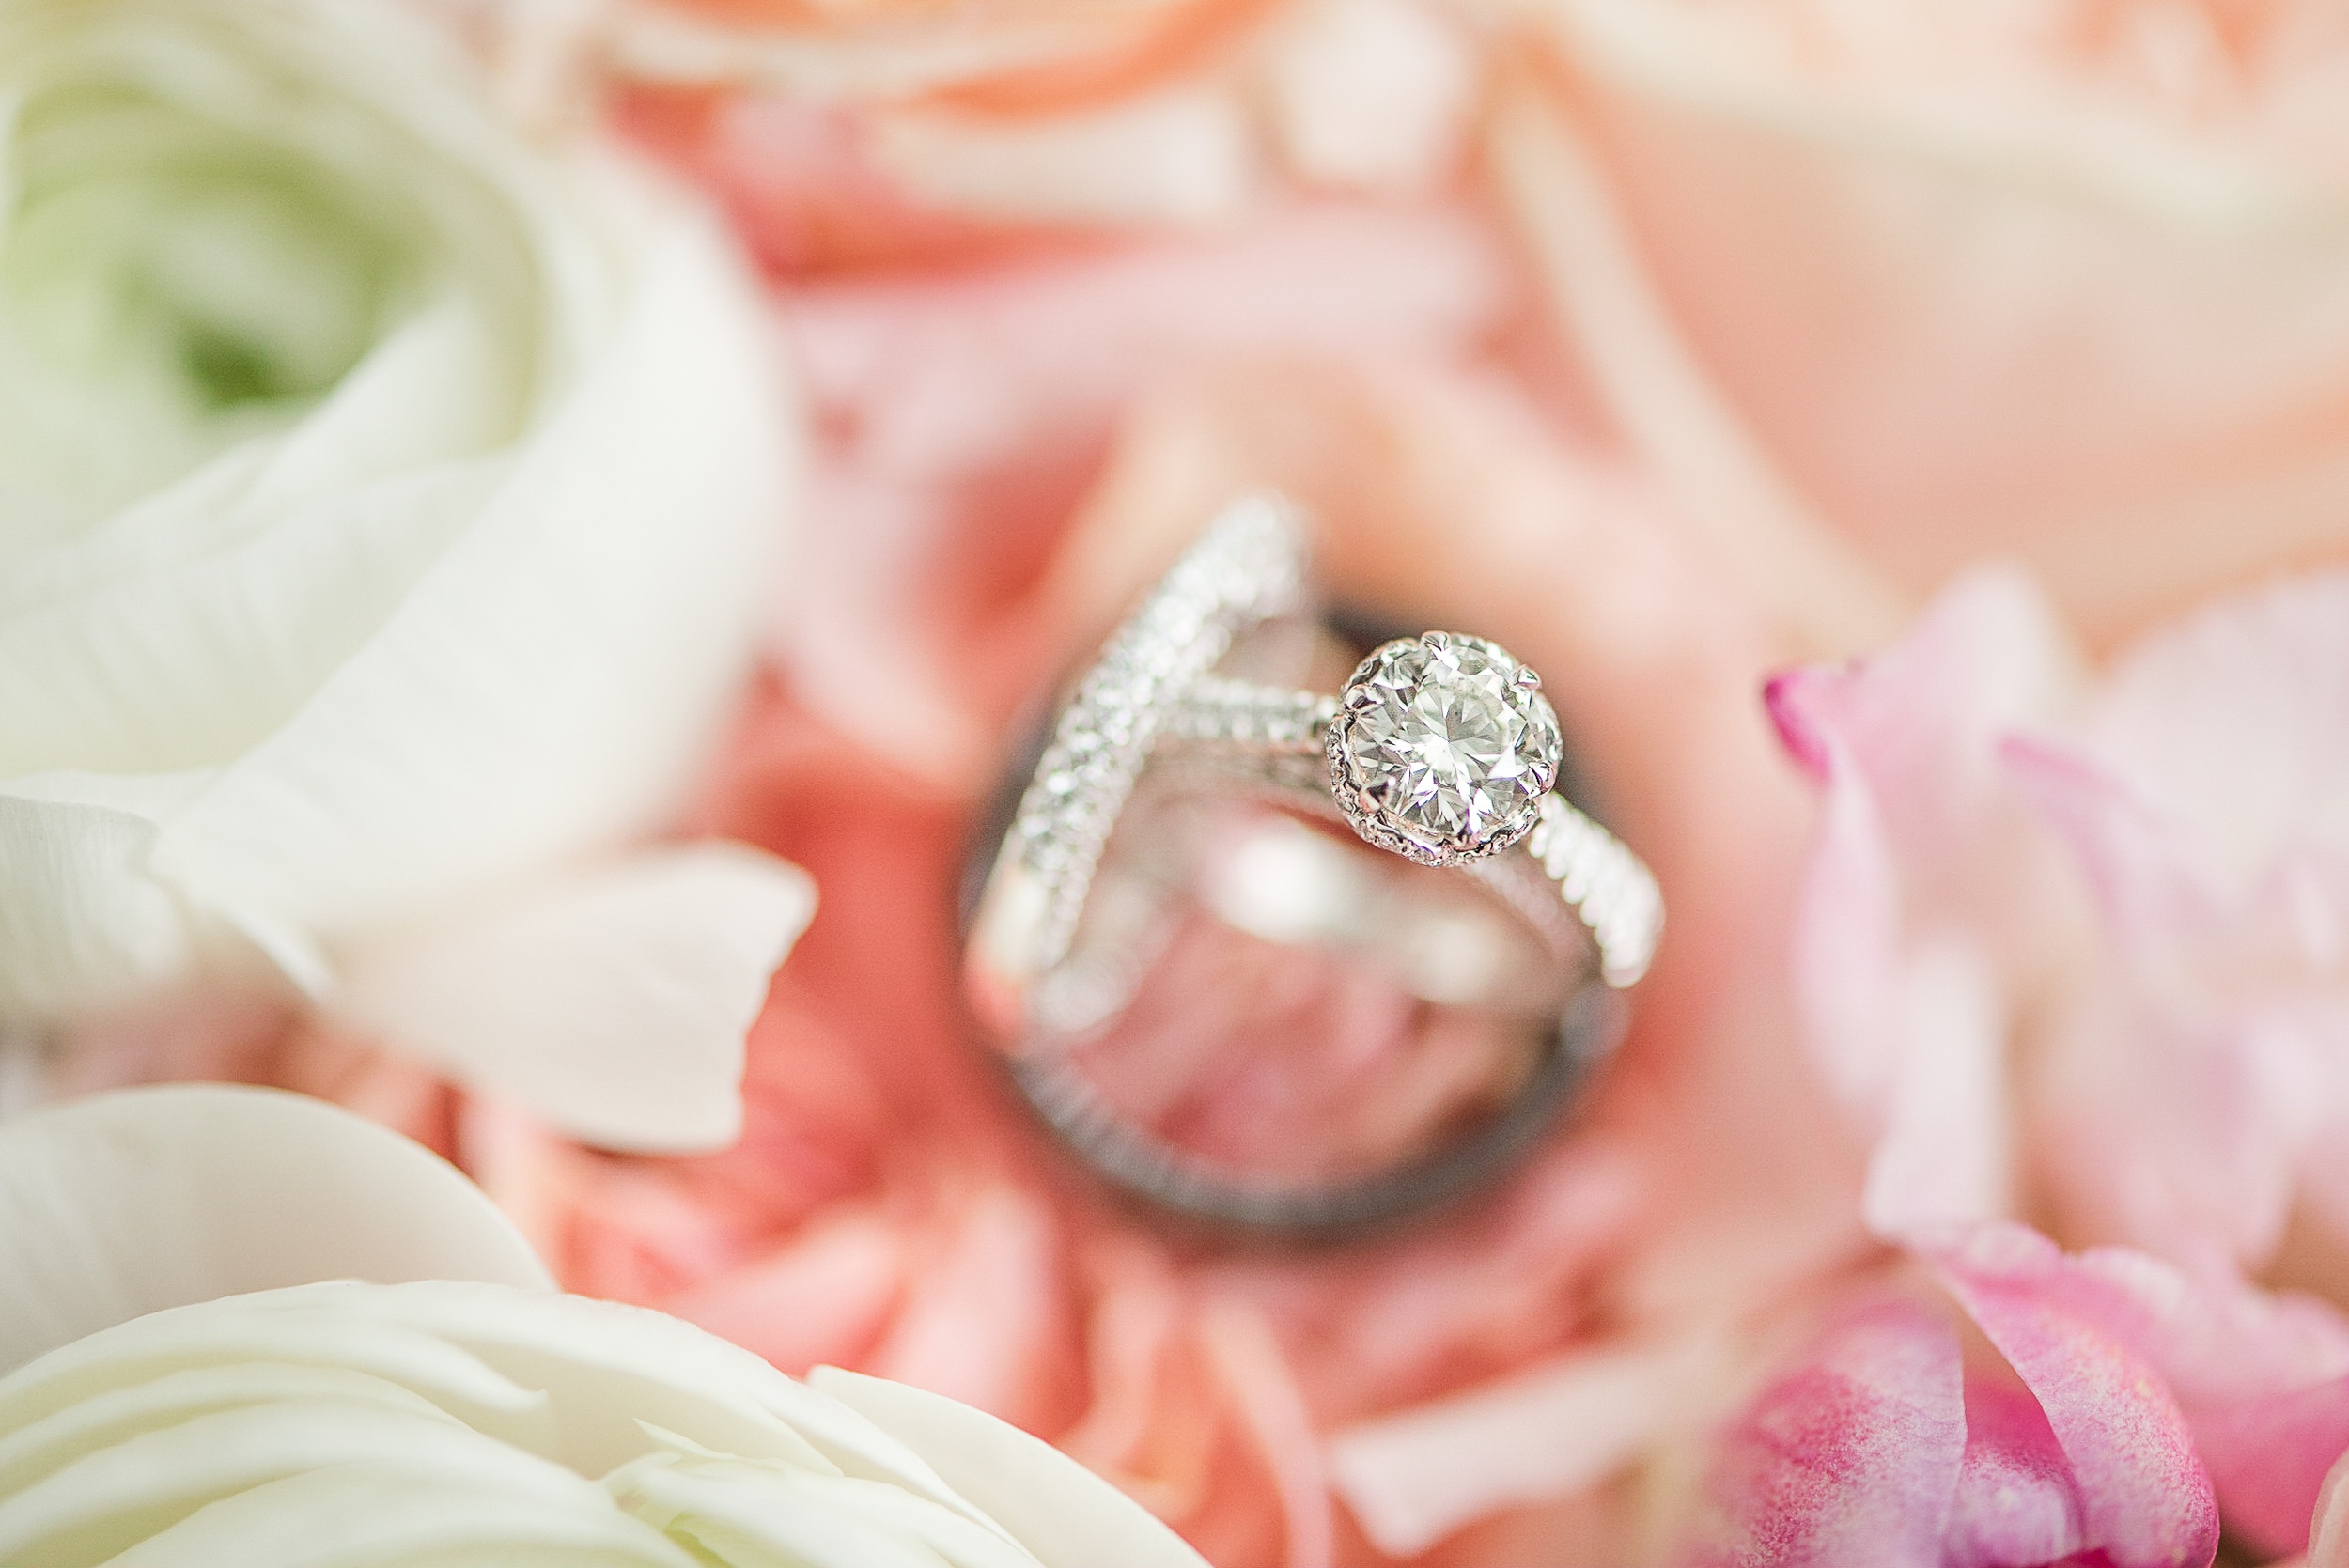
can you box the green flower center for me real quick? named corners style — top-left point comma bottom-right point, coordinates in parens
top-left (0, 28), bottom-right (433, 546)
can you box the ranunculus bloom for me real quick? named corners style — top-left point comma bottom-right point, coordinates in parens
top-left (0, 0), bottom-right (811, 1150)
top-left (1494, 0), bottom-right (2349, 646)
top-left (0, 1084), bottom-right (1208, 1568)
top-left (1770, 567), bottom-right (2349, 1287)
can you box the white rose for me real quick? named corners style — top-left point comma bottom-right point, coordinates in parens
top-left (0, 0), bottom-right (811, 1149)
top-left (0, 1085), bottom-right (1208, 1568)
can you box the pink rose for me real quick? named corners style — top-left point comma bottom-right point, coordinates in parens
top-left (1686, 1222), bottom-right (2349, 1564)
top-left (1760, 562), bottom-right (2349, 1555)
top-left (1495, 0), bottom-right (2349, 647)
top-left (1770, 567), bottom-right (2349, 1283)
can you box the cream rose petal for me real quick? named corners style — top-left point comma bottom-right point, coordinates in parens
top-left (0, 776), bottom-right (203, 1017)
top-left (0, 1), bottom-right (806, 1150)
top-left (0, 1085), bottom-right (547, 1374)
top-left (147, 203), bottom-right (794, 950)
top-left (108, 1464), bottom-right (697, 1568)
top-left (331, 843), bottom-right (815, 1153)
top-left (0, 1089), bottom-right (1205, 1568)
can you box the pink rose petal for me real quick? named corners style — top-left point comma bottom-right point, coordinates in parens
top-left (2063, 1246), bottom-right (2349, 1558)
top-left (1944, 1377), bottom-right (2085, 1568)
top-left (1681, 1296), bottom-right (1966, 1568)
top-left (2085, 571), bottom-right (2349, 890)
top-left (1923, 1225), bottom-right (2218, 1568)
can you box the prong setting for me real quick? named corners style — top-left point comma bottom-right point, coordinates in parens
top-left (1326, 632), bottom-right (1563, 867)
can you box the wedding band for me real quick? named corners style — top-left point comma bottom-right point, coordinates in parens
top-left (962, 493), bottom-right (1662, 1234)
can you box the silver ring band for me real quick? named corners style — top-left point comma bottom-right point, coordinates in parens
top-left (1157, 683), bottom-right (1661, 987)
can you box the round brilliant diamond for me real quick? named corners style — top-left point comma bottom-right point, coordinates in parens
top-left (1330, 634), bottom-right (1562, 862)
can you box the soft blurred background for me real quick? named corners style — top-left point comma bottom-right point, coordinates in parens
top-left (9, 1), bottom-right (2349, 1563)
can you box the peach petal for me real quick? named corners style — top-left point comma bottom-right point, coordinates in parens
top-left (864, 87), bottom-right (1258, 228)
top-left (866, 1183), bottom-right (1070, 1433)
top-left (1486, 74), bottom-right (1906, 660)
top-left (1254, 0), bottom-right (1474, 197)
top-left (1327, 1334), bottom-right (1729, 1559)
top-left (664, 1208), bottom-right (910, 1376)
top-left (1511, 1), bottom-right (2349, 645)
top-left (1200, 1301), bottom-right (1333, 1568)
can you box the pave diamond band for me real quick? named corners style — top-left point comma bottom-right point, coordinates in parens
top-left (995, 495), bottom-right (1312, 984)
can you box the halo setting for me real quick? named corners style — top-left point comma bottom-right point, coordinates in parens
top-left (1327, 632), bottom-right (1563, 866)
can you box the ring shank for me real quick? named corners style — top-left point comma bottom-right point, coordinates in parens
top-left (1158, 682), bottom-right (1663, 987)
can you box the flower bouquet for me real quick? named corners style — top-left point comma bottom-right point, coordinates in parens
top-left (6, 1), bottom-right (2349, 1564)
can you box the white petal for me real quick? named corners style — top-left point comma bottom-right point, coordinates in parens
top-left (0, 1292), bottom-right (552, 1442)
top-left (111, 1464), bottom-right (693, 1568)
top-left (0, 1393), bottom-right (544, 1568)
top-left (318, 1282), bottom-right (935, 1494)
top-left (0, 776), bottom-right (203, 1017)
top-left (148, 199), bottom-right (796, 944)
top-left (0, 1085), bottom-right (548, 1374)
top-left (331, 843), bottom-right (814, 1152)
top-left (609, 1453), bottom-right (1035, 1568)
top-left (0, 304), bottom-right (510, 780)
top-left (810, 1367), bottom-right (1209, 1568)
top-left (0, 1361), bottom-right (451, 1496)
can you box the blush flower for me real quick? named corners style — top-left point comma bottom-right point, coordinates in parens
top-left (0, 1084), bottom-right (1208, 1568)
top-left (0, 0), bottom-right (811, 1150)
top-left (1491, 0), bottom-right (2349, 646)
top-left (1685, 1223), bottom-right (2349, 1564)
top-left (1769, 567), bottom-right (2349, 1284)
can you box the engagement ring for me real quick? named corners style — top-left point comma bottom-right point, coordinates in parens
top-left (963, 494), bottom-right (1662, 1234)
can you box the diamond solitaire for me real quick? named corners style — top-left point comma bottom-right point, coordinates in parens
top-left (1328, 632), bottom-right (1563, 866)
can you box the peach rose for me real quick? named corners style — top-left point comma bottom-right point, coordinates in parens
top-left (494, 0), bottom-right (1482, 270)
top-left (1491, 0), bottom-right (2349, 649)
